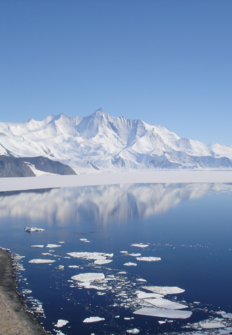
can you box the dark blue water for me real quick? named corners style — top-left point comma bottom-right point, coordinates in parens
top-left (0, 183), bottom-right (232, 335)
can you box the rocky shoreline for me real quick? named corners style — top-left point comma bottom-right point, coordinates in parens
top-left (0, 248), bottom-right (48, 335)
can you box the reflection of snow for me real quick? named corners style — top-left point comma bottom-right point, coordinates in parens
top-left (0, 183), bottom-right (222, 225)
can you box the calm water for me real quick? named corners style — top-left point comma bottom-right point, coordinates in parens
top-left (0, 183), bottom-right (232, 335)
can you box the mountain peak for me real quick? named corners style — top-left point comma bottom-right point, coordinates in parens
top-left (94, 109), bottom-right (108, 116)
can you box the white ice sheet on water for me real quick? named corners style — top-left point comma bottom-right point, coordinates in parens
top-left (24, 227), bottom-right (44, 232)
top-left (29, 259), bottom-right (56, 264)
top-left (133, 307), bottom-right (192, 319)
top-left (31, 245), bottom-right (44, 248)
top-left (46, 244), bottom-right (61, 248)
top-left (71, 273), bottom-right (105, 282)
top-left (123, 262), bottom-right (137, 266)
top-left (136, 257), bottom-right (161, 262)
top-left (83, 317), bottom-right (105, 323)
top-left (94, 259), bottom-right (113, 265)
top-left (144, 298), bottom-right (188, 310)
top-left (131, 244), bottom-right (149, 248)
top-left (54, 319), bottom-right (69, 328)
top-left (142, 286), bottom-right (185, 295)
top-left (200, 322), bottom-right (226, 329)
top-left (67, 252), bottom-right (113, 263)
top-left (136, 290), bottom-right (163, 299)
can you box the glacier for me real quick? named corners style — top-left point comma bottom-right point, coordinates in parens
top-left (0, 108), bottom-right (232, 173)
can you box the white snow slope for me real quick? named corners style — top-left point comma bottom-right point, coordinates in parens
top-left (1, 109), bottom-right (232, 172)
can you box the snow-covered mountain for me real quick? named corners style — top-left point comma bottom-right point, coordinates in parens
top-left (0, 109), bottom-right (232, 173)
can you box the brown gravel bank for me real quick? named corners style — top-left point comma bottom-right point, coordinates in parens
top-left (0, 248), bottom-right (48, 335)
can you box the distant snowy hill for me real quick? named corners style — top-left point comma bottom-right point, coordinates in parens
top-left (0, 109), bottom-right (232, 174)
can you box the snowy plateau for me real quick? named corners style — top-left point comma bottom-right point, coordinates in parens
top-left (1, 108), bottom-right (232, 175)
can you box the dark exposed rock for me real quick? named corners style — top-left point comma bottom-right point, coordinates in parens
top-left (0, 156), bottom-right (35, 177)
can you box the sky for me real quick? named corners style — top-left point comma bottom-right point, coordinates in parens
top-left (0, 0), bottom-right (232, 145)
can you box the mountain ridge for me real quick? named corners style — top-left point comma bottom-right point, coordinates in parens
top-left (0, 109), bottom-right (232, 173)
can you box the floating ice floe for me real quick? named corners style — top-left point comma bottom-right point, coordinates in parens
top-left (158, 320), bottom-right (166, 324)
top-left (144, 298), bottom-right (188, 310)
top-left (41, 253), bottom-right (53, 256)
top-left (120, 251), bottom-right (128, 254)
top-left (136, 257), bottom-right (161, 262)
top-left (29, 259), bottom-right (56, 264)
top-left (54, 319), bottom-right (69, 328)
top-left (126, 328), bottom-right (140, 334)
top-left (131, 243), bottom-right (149, 248)
top-left (83, 316), bottom-right (105, 323)
top-left (136, 279), bottom-right (147, 282)
top-left (24, 227), bottom-right (44, 232)
top-left (68, 265), bottom-right (80, 268)
top-left (67, 252), bottom-right (113, 265)
top-left (124, 262), bottom-right (137, 266)
top-left (142, 286), bottom-right (185, 295)
top-left (94, 259), bottom-right (113, 265)
top-left (46, 244), bottom-right (61, 248)
top-left (133, 307), bottom-right (192, 319)
top-left (200, 321), bottom-right (226, 329)
top-left (71, 273), bottom-right (105, 282)
top-left (22, 289), bottom-right (32, 295)
top-left (31, 245), bottom-right (44, 248)
top-left (128, 253), bottom-right (141, 257)
top-left (54, 330), bottom-right (65, 335)
top-left (56, 265), bottom-right (64, 270)
top-left (80, 238), bottom-right (90, 242)
top-left (136, 290), bottom-right (163, 299)
top-left (58, 241), bottom-right (65, 244)
top-left (118, 271), bottom-right (127, 274)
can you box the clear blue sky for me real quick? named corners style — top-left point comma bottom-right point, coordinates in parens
top-left (0, 0), bottom-right (231, 145)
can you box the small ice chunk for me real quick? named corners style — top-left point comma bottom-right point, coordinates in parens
top-left (41, 253), bottom-right (53, 256)
top-left (68, 265), bottom-right (80, 268)
top-left (120, 251), bottom-right (128, 254)
top-left (136, 279), bottom-right (147, 282)
top-left (128, 253), bottom-right (141, 257)
top-left (131, 243), bottom-right (149, 248)
top-left (46, 244), bottom-right (61, 248)
top-left (123, 262), bottom-right (137, 266)
top-left (124, 317), bottom-right (131, 320)
top-left (115, 315), bottom-right (120, 318)
top-left (24, 227), bottom-right (44, 232)
top-left (83, 316), bottom-right (105, 323)
top-left (136, 257), bottom-right (161, 262)
top-left (56, 265), bottom-right (64, 270)
top-left (158, 321), bottom-right (166, 324)
top-left (58, 241), bottom-right (65, 244)
top-left (134, 307), bottom-right (192, 319)
top-left (31, 245), bottom-right (44, 248)
top-left (118, 271), bottom-right (127, 274)
top-left (126, 329), bottom-right (140, 334)
top-left (144, 298), bottom-right (188, 310)
top-left (22, 289), bottom-right (32, 294)
top-left (71, 273), bottom-right (105, 282)
top-left (54, 319), bottom-right (69, 328)
top-left (142, 286), bottom-right (185, 295)
top-left (29, 259), bottom-right (56, 264)
top-left (80, 238), bottom-right (87, 241)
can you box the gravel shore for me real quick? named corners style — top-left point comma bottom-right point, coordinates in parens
top-left (0, 248), bottom-right (48, 335)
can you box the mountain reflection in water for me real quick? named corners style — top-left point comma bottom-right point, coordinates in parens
top-left (0, 183), bottom-right (231, 225)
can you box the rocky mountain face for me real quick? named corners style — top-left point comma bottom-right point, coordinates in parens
top-left (0, 109), bottom-right (232, 174)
